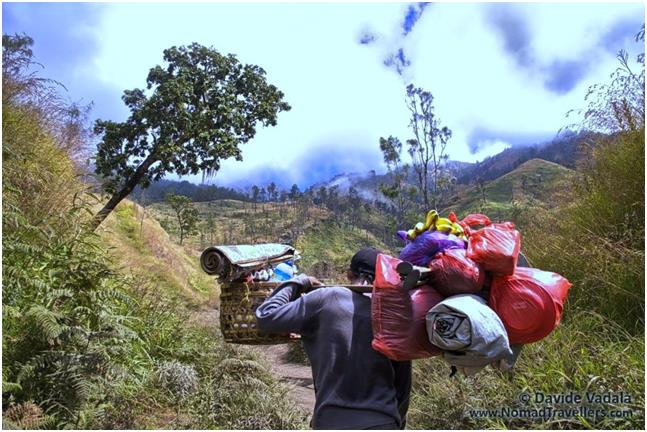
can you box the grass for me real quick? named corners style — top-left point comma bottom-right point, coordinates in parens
top-left (408, 311), bottom-right (644, 429)
top-left (94, 199), bottom-right (310, 429)
top-left (149, 197), bottom-right (393, 282)
top-left (149, 200), bottom-right (328, 252)
top-left (101, 200), bottom-right (216, 308)
top-left (295, 219), bottom-right (391, 281)
top-left (442, 159), bottom-right (574, 223)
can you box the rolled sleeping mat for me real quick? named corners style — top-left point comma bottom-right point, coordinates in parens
top-left (200, 247), bottom-right (230, 277)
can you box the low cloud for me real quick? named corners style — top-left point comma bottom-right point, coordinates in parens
top-left (211, 134), bottom-right (385, 190)
top-left (467, 127), bottom-right (554, 154)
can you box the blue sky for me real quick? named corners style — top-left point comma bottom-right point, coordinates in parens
top-left (2, 1), bottom-right (644, 189)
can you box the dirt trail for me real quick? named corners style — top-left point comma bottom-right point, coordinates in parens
top-left (254, 344), bottom-right (315, 415)
top-left (190, 307), bottom-right (315, 415)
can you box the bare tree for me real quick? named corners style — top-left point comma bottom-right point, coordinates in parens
top-left (405, 84), bottom-right (452, 209)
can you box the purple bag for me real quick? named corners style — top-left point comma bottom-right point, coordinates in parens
top-left (399, 230), bottom-right (465, 266)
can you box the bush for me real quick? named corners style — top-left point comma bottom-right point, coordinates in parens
top-left (523, 129), bottom-right (644, 333)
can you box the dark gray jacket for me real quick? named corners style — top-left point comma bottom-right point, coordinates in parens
top-left (256, 275), bottom-right (411, 430)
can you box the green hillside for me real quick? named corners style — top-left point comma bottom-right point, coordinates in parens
top-left (145, 159), bottom-right (573, 281)
top-left (148, 199), bottom-right (392, 282)
top-left (149, 200), bottom-right (325, 248)
top-left (442, 158), bottom-right (574, 223)
top-left (295, 221), bottom-right (390, 281)
top-left (100, 200), bottom-right (216, 308)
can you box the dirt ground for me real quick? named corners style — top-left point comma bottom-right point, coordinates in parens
top-left (191, 306), bottom-right (315, 416)
top-left (254, 344), bottom-right (315, 414)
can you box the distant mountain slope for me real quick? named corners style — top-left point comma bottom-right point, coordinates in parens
top-left (295, 220), bottom-right (390, 279)
top-left (148, 198), bottom-right (392, 281)
top-left (132, 179), bottom-right (251, 204)
top-left (308, 132), bottom-right (590, 211)
top-left (442, 158), bottom-right (575, 222)
top-left (455, 132), bottom-right (591, 184)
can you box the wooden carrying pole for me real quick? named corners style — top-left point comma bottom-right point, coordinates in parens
top-left (319, 284), bottom-right (373, 293)
top-left (319, 262), bottom-right (430, 294)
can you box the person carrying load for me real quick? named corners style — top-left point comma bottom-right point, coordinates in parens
top-left (255, 247), bottom-right (411, 430)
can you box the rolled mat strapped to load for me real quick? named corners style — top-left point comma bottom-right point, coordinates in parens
top-left (200, 244), bottom-right (297, 280)
top-left (201, 244), bottom-right (298, 344)
top-left (201, 243), bottom-right (373, 344)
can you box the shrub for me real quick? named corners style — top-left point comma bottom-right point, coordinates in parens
top-left (523, 129), bottom-right (644, 333)
top-left (155, 360), bottom-right (199, 401)
top-left (2, 204), bottom-right (136, 428)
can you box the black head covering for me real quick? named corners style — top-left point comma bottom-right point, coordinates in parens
top-left (349, 247), bottom-right (382, 280)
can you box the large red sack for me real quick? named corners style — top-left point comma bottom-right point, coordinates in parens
top-left (372, 254), bottom-right (443, 361)
top-left (490, 267), bottom-right (572, 344)
top-left (428, 249), bottom-right (485, 296)
top-left (467, 224), bottom-right (521, 275)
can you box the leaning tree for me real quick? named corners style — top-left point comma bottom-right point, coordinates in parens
top-left (92, 42), bottom-right (290, 229)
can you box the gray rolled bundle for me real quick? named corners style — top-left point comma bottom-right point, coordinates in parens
top-left (426, 294), bottom-right (512, 368)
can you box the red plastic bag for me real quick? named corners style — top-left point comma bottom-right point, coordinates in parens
top-left (449, 212), bottom-right (492, 237)
top-left (490, 267), bottom-right (571, 344)
top-left (374, 253), bottom-right (402, 289)
top-left (467, 224), bottom-right (521, 275)
top-left (461, 213), bottom-right (492, 228)
top-left (372, 254), bottom-right (442, 360)
top-left (428, 249), bottom-right (485, 296)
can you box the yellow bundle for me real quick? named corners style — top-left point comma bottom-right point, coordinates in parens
top-left (406, 210), bottom-right (466, 240)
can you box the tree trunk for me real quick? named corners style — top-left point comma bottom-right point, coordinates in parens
top-left (91, 154), bottom-right (157, 231)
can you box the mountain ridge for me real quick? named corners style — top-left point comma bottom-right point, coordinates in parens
top-left (132, 131), bottom-right (589, 207)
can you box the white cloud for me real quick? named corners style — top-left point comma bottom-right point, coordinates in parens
top-left (92, 2), bottom-right (412, 185)
top-left (471, 139), bottom-right (512, 161)
top-left (82, 1), bottom-right (644, 186)
top-left (396, 2), bottom-right (643, 162)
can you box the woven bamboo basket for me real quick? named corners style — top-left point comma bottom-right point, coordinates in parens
top-left (219, 280), bottom-right (298, 345)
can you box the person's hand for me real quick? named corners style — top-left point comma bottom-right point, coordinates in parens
top-left (306, 276), bottom-right (323, 292)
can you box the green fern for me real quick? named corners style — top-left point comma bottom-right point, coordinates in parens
top-left (25, 305), bottom-right (65, 343)
top-left (2, 381), bottom-right (22, 394)
top-left (3, 201), bottom-right (137, 427)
